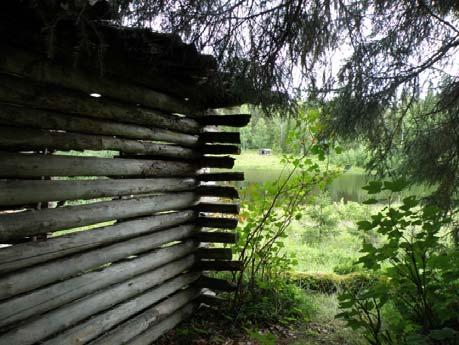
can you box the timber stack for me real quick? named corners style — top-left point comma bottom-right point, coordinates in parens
top-left (0, 1), bottom-right (251, 344)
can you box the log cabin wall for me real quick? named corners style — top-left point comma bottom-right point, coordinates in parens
top-left (0, 3), bottom-right (250, 344)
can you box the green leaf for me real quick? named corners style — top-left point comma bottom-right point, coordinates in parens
top-left (357, 220), bottom-right (373, 231)
top-left (383, 178), bottom-right (408, 192)
top-left (362, 181), bottom-right (383, 194)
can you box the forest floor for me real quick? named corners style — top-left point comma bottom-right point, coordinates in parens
top-left (158, 293), bottom-right (365, 345)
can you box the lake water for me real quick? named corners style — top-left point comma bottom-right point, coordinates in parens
top-left (236, 169), bottom-right (430, 203)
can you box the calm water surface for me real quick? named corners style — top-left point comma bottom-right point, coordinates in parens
top-left (237, 169), bottom-right (430, 203)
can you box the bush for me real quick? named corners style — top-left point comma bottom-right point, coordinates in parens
top-left (337, 180), bottom-right (459, 345)
top-left (285, 271), bottom-right (375, 294)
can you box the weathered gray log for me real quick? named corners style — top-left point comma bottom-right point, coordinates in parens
top-left (196, 185), bottom-right (239, 199)
top-left (198, 248), bottom-right (233, 260)
top-left (0, 46), bottom-right (194, 115)
top-left (199, 131), bottom-right (240, 144)
top-left (0, 152), bottom-right (198, 178)
top-left (42, 273), bottom-right (201, 345)
top-left (196, 276), bottom-right (237, 292)
top-left (0, 178), bottom-right (197, 206)
top-left (0, 192), bottom-right (197, 241)
top-left (199, 260), bottom-right (243, 271)
top-left (0, 103), bottom-right (199, 147)
top-left (200, 156), bottom-right (235, 169)
top-left (118, 154), bottom-right (234, 169)
top-left (0, 241), bottom-right (198, 328)
top-left (127, 303), bottom-right (196, 345)
top-left (197, 172), bottom-right (244, 181)
top-left (195, 231), bottom-right (238, 243)
top-left (0, 225), bottom-right (198, 299)
top-left (0, 255), bottom-right (197, 345)
top-left (0, 126), bottom-right (201, 159)
top-left (201, 144), bottom-right (241, 155)
top-left (198, 114), bottom-right (251, 127)
top-left (196, 217), bottom-right (239, 229)
top-left (90, 288), bottom-right (201, 345)
top-left (0, 210), bottom-right (195, 274)
top-left (0, 73), bottom-right (201, 133)
top-left (195, 202), bottom-right (240, 214)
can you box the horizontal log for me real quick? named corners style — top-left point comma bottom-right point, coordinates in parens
top-left (198, 248), bottom-right (233, 260)
top-left (0, 178), bottom-right (197, 206)
top-left (91, 288), bottom-right (201, 345)
top-left (0, 46), bottom-right (194, 114)
top-left (0, 126), bottom-right (201, 159)
top-left (0, 103), bottom-right (199, 147)
top-left (0, 242), bottom-right (198, 328)
top-left (0, 152), bottom-right (198, 178)
top-left (196, 217), bottom-right (239, 229)
top-left (0, 192), bottom-right (197, 241)
top-left (0, 255), bottom-right (197, 345)
top-left (42, 272), bottom-right (201, 345)
top-left (201, 144), bottom-right (241, 155)
top-left (198, 114), bottom-right (251, 127)
top-left (118, 154), bottom-right (234, 168)
top-left (196, 185), bottom-right (239, 199)
top-left (197, 172), bottom-right (244, 181)
top-left (0, 226), bottom-right (198, 300)
top-left (128, 303), bottom-right (196, 345)
top-left (199, 131), bottom-right (241, 144)
top-left (0, 210), bottom-right (195, 274)
top-left (200, 293), bottom-right (226, 307)
top-left (0, 73), bottom-right (201, 133)
top-left (195, 202), bottom-right (240, 214)
top-left (200, 156), bottom-right (235, 168)
top-left (197, 276), bottom-right (237, 292)
top-left (195, 231), bottom-right (238, 243)
top-left (199, 260), bottom-right (243, 271)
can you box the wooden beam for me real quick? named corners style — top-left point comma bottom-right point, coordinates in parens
top-left (41, 272), bottom-right (201, 345)
top-left (0, 126), bottom-right (201, 159)
top-left (200, 156), bottom-right (235, 169)
top-left (201, 144), bottom-right (241, 155)
top-left (197, 276), bottom-right (237, 292)
top-left (0, 73), bottom-right (201, 133)
top-left (0, 192), bottom-right (197, 241)
top-left (0, 178), bottom-right (197, 206)
top-left (195, 202), bottom-right (240, 214)
top-left (0, 103), bottom-right (199, 147)
top-left (199, 260), bottom-right (243, 271)
top-left (0, 255), bottom-right (197, 345)
top-left (0, 226), bottom-right (198, 299)
top-left (0, 46), bottom-right (194, 115)
top-left (90, 288), bottom-right (201, 345)
top-left (0, 152), bottom-right (198, 178)
top-left (197, 172), bottom-right (244, 181)
top-left (196, 185), bottom-right (239, 199)
top-left (118, 154), bottom-right (234, 168)
top-left (198, 248), bottom-right (233, 260)
top-left (196, 217), bottom-right (239, 229)
top-left (199, 131), bottom-right (241, 144)
top-left (127, 304), bottom-right (196, 345)
top-left (198, 114), bottom-right (251, 127)
top-left (195, 231), bottom-right (238, 243)
top-left (199, 293), bottom-right (226, 307)
top-left (0, 210), bottom-right (196, 274)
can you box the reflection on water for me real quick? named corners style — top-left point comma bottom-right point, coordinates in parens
top-left (236, 169), bottom-right (431, 203)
